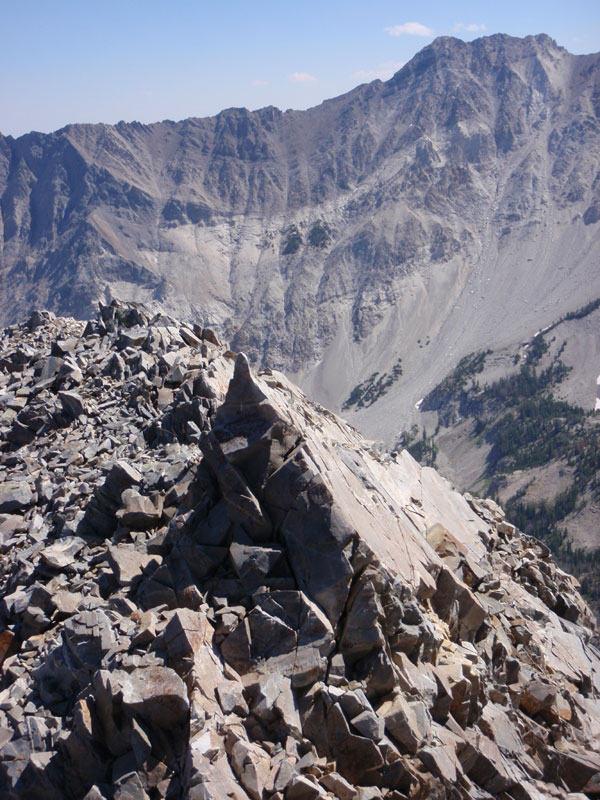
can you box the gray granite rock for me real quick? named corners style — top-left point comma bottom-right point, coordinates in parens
top-left (1, 301), bottom-right (600, 800)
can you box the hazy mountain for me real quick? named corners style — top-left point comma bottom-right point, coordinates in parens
top-left (1, 33), bottom-right (600, 445)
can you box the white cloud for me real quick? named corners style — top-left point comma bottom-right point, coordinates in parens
top-left (354, 60), bottom-right (406, 82)
top-left (289, 72), bottom-right (316, 83)
top-left (251, 80), bottom-right (269, 86)
top-left (453, 22), bottom-right (487, 33)
top-left (385, 22), bottom-right (434, 37)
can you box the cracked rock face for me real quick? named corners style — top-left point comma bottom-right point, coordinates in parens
top-left (1, 300), bottom-right (600, 800)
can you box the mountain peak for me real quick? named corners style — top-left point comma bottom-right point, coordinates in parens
top-left (0, 34), bottom-right (599, 450)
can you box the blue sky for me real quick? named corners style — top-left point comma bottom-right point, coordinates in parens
top-left (1, 0), bottom-right (599, 137)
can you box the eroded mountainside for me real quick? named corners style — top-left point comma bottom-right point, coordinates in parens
top-left (1, 301), bottom-right (600, 799)
top-left (1, 34), bottom-right (600, 429)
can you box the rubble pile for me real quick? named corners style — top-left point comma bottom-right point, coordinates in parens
top-left (1, 301), bottom-right (599, 800)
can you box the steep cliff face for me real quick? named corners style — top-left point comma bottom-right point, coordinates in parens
top-left (2, 34), bottom-right (600, 432)
top-left (1, 302), bottom-right (600, 799)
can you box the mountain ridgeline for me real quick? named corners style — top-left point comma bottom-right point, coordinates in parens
top-left (1, 33), bottom-right (600, 436)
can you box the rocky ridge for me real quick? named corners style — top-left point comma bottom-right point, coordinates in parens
top-left (1, 300), bottom-right (600, 799)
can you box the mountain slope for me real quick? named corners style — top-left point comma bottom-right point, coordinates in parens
top-left (2, 34), bottom-right (600, 441)
top-left (405, 297), bottom-right (600, 612)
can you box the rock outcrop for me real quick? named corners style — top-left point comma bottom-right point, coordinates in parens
top-left (1, 300), bottom-right (600, 799)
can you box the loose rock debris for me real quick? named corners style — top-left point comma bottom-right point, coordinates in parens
top-left (0, 300), bottom-right (599, 799)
